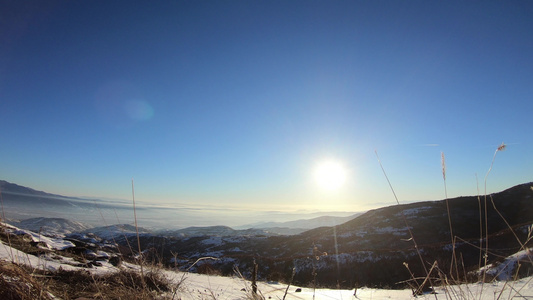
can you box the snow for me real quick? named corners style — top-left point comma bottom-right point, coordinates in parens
top-left (481, 248), bottom-right (533, 280)
top-left (3, 222), bottom-right (75, 250)
top-left (400, 206), bottom-right (432, 217)
top-left (200, 236), bottom-right (224, 246)
top-left (13, 217), bottom-right (89, 237)
top-left (0, 239), bottom-right (120, 273)
top-left (375, 225), bottom-right (408, 236)
top-left (85, 224), bottom-right (149, 240)
top-left (1, 240), bottom-right (75, 271)
top-left (165, 271), bottom-right (362, 299)
top-left (167, 270), bottom-right (533, 300)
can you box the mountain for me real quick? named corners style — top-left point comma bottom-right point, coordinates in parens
top-left (0, 180), bottom-right (78, 206)
top-left (0, 180), bottom-right (61, 197)
top-left (8, 217), bottom-right (90, 237)
top-left (155, 214), bottom-right (365, 237)
top-left (254, 182), bottom-right (533, 287)
top-left (0, 180), bottom-right (123, 213)
top-left (80, 224), bottom-right (153, 240)
top-left (238, 213), bottom-right (361, 233)
top-left (157, 225), bottom-right (296, 238)
top-left (302, 182), bottom-right (533, 249)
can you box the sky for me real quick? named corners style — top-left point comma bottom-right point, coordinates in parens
top-left (1, 1), bottom-right (532, 219)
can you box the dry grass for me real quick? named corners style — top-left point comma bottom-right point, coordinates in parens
top-left (0, 223), bottom-right (176, 300)
top-left (0, 260), bottom-right (53, 300)
top-left (40, 267), bottom-right (173, 300)
top-left (0, 260), bottom-right (175, 300)
top-left (0, 226), bottom-right (49, 258)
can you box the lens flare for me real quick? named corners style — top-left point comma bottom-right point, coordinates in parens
top-left (125, 99), bottom-right (154, 121)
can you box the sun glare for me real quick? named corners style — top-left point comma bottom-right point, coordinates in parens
top-left (314, 160), bottom-right (347, 191)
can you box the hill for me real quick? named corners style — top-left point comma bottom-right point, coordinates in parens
top-left (236, 213), bottom-right (361, 235)
top-left (9, 217), bottom-right (90, 237)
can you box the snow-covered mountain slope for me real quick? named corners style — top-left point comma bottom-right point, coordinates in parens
top-left (80, 223), bottom-right (152, 240)
top-left (481, 247), bottom-right (533, 280)
top-left (8, 217), bottom-right (90, 237)
top-left (159, 225), bottom-right (286, 237)
top-left (1, 222), bottom-right (75, 251)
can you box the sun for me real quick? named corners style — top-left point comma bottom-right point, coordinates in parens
top-left (313, 160), bottom-right (348, 191)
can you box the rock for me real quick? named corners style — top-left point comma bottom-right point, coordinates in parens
top-left (91, 260), bottom-right (102, 267)
top-left (109, 256), bottom-right (122, 267)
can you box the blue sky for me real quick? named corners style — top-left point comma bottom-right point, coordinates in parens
top-left (1, 1), bottom-right (532, 216)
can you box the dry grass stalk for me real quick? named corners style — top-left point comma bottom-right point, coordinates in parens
top-left (131, 179), bottom-right (146, 289)
top-left (441, 152), bottom-right (458, 280)
top-left (480, 143), bottom-right (506, 292)
top-left (281, 267), bottom-right (296, 300)
top-left (375, 150), bottom-right (437, 298)
top-left (0, 187), bottom-right (15, 263)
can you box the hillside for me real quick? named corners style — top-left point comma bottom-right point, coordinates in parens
top-left (266, 182), bottom-right (533, 286)
top-left (10, 217), bottom-right (90, 237)
top-left (236, 213), bottom-right (361, 235)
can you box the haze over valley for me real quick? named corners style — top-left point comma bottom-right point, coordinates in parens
top-left (0, 180), bottom-right (358, 230)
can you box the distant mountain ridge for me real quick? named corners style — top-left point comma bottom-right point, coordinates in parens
top-left (0, 180), bottom-right (68, 198)
top-left (239, 214), bottom-right (361, 230)
top-left (158, 225), bottom-right (295, 237)
top-left (80, 224), bottom-right (153, 240)
top-left (0, 180), bottom-right (98, 217)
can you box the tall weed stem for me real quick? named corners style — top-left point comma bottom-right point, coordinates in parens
top-left (375, 150), bottom-right (436, 297)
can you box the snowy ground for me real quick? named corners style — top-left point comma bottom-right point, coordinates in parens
top-left (1, 222), bottom-right (533, 299)
top-left (168, 271), bottom-right (533, 300)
